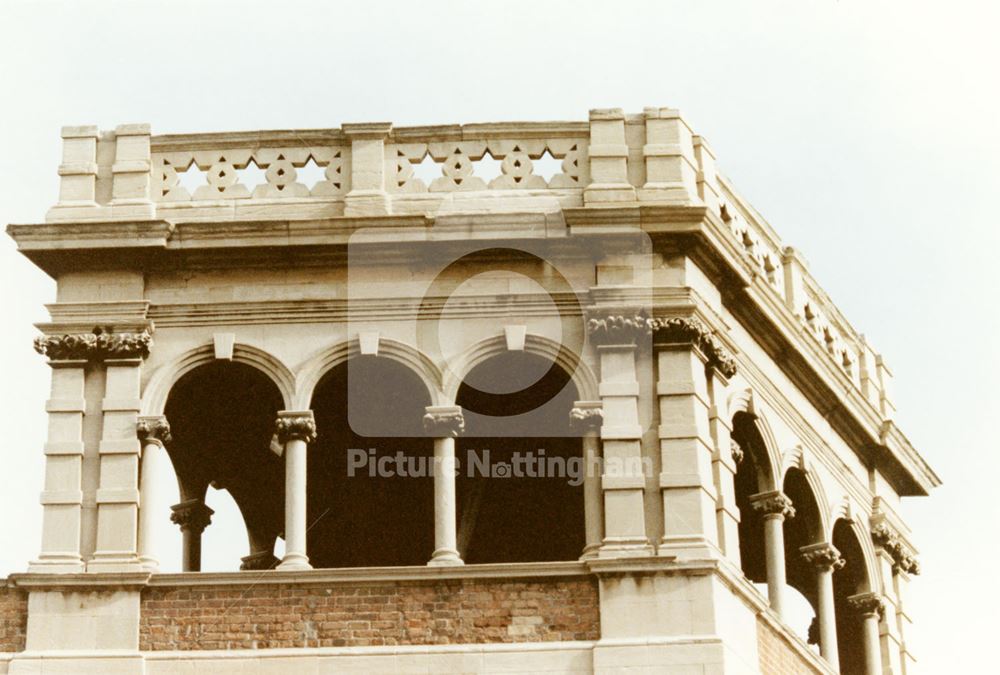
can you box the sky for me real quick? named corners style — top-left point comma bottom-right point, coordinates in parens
top-left (1, 1), bottom-right (997, 671)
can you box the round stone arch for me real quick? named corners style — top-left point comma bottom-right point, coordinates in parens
top-left (781, 447), bottom-right (833, 542)
top-left (142, 341), bottom-right (296, 415)
top-left (828, 506), bottom-right (881, 595)
top-left (294, 336), bottom-right (444, 410)
top-left (727, 388), bottom-right (782, 492)
top-left (441, 332), bottom-right (599, 405)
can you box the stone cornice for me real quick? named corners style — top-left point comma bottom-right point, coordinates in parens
top-left (275, 411), bottom-right (318, 444)
top-left (423, 406), bottom-right (465, 437)
top-left (650, 316), bottom-right (738, 378)
top-left (136, 416), bottom-right (171, 447)
top-left (749, 490), bottom-right (796, 519)
top-left (799, 543), bottom-right (845, 572)
top-left (170, 499), bottom-right (214, 534)
top-left (33, 328), bottom-right (152, 361)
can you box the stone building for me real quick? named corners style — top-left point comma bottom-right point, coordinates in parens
top-left (1, 107), bottom-right (937, 674)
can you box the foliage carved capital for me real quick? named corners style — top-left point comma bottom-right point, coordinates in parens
top-left (34, 327), bottom-right (152, 361)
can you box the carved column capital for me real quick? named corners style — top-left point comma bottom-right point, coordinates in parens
top-left (586, 310), bottom-right (652, 346)
top-left (423, 406), bottom-right (465, 437)
top-left (136, 416), bottom-right (171, 447)
top-left (848, 592), bottom-right (886, 620)
top-left (34, 327), bottom-right (153, 361)
top-left (170, 499), bottom-right (214, 535)
top-left (800, 542), bottom-right (845, 572)
top-left (650, 316), bottom-right (737, 378)
top-left (750, 490), bottom-right (796, 519)
top-left (871, 520), bottom-right (921, 575)
top-left (569, 401), bottom-right (604, 431)
top-left (275, 411), bottom-right (317, 444)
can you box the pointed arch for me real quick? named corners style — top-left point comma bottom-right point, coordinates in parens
top-left (142, 341), bottom-right (295, 415)
top-left (442, 332), bottom-right (598, 404)
top-left (295, 336), bottom-right (443, 409)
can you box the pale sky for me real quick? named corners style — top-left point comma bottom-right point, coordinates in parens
top-left (1, 1), bottom-right (997, 671)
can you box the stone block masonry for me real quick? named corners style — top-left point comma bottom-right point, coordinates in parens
top-left (139, 576), bottom-right (599, 650)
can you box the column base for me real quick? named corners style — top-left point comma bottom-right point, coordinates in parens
top-left (657, 535), bottom-right (719, 559)
top-left (427, 548), bottom-right (464, 567)
top-left (137, 555), bottom-right (160, 573)
top-left (344, 189), bottom-right (390, 217)
top-left (579, 543), bottom-right (603, 560)
top-left (27, 555), bottom-right (85, 574)
top-left (583, 183), bottom-right (637, 205)
top-left (87, 555), bottom-right (143, 574)
top-left (276, 553), bottom-right (312, 571)
top-left (599, 538), bottom-right (656, 558)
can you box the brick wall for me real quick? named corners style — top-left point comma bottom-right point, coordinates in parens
top-left (0, 583), bottom-right (27, 652)
top-left (757, 616), bottom-right (823, 675)
top-left (140, 576), bottom-right (600, 650)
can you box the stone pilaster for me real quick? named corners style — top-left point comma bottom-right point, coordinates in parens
top-left (424, 406), bottom-right (465, 567)
top-left (638, 107), bottom-right (698, 204)
top-left (30, 359), bottom-right (87, 572)
top-left (274, 410), bottom-right (316, 570)
top-left (570, 401), bottom-right (604, 559)
top-left (136, 416), bottom-right (171, 572)
top-left (801, 542), bottom-right (846, 670)
top-left (170, 498), bottom-right (214, 572)
top-left (849, 592), bottom-right (886, 675)
top-left (653, 316), bottom-right (736, 557)
top-left (706, 363), bottom-right (740, 566)
top-left (344, 122), bottom-right (391, 216)
top-left (583, 109), bottom-right (636, 205)
top-left (587, 312), bottom-right (653, 557)
top-left (871, 520), bottom-right (919, 675)
top-left (750, 490), bottom-right (795, 618)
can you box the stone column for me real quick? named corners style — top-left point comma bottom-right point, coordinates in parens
top-left (750, 490), bottom-right (795, 618)
top-left (570, 401), bottom-right (604, 559)
top-left (423, 406), bottom-right (465, 566)
top-left (850, 592), bottom-right (886, 675)
top-left (136, 416), bottom-right (172, 572)
top-left (274, 410), bottom-right (316, 571)
top-left (30, 354), bottom-right (87, 573)
top-left (652, 317), bottom-right (737, 557)
top-left (587, 312), bottom-right (653, 557)
top-left (343, 122), bottom-right (391, 216)
top-left (170, 498), bottom-right (213, 572)
top-left (801, 542), bottom-right (845, 669)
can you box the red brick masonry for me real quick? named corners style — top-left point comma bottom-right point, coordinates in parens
top-left (0, 583), bottom-right (27, 653)
top-left (140, 576), bottom-right (600, 650)
top-left (757, 616), bottom-right (823, 674)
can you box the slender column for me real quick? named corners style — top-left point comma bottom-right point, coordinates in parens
top-left (587, 312), bottom-right (653, 557)
top-left (30, 358), bottom-right (87, 572)
top-left (750, 490), bottom-right (795, 618)
top-left (570, 402), bottom-right (604, 559)
top-left (274, 411), bottom-right (316, 571)
top-left (801, 542), bottom-right (846, 669)
top-left (424, 406), bottom-right (465, 566)
top-left (137, 416), bottom-right (172, 571)
top-left (170, 498), bottom-right (213, 572)
top-left (850, 592), bottom-right (886, 675)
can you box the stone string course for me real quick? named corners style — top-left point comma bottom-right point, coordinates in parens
top-left (0, 585), bottom-right (27, 653)
top-left (139, 577), bottom-right (599, 651)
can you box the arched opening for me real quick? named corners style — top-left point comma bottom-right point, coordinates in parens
top-left (455, 351), bottom-right (584, 563)
top-left (731, 412), bottom-right (775, 589)
top-left (782, 467), bottom-right (824, 648)
top-left (163, 361), bottom-right (285, 570)
top-left (308, 356), bottom-right (434, 567)
top-left (833, 519), bottom-right (871, 675)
